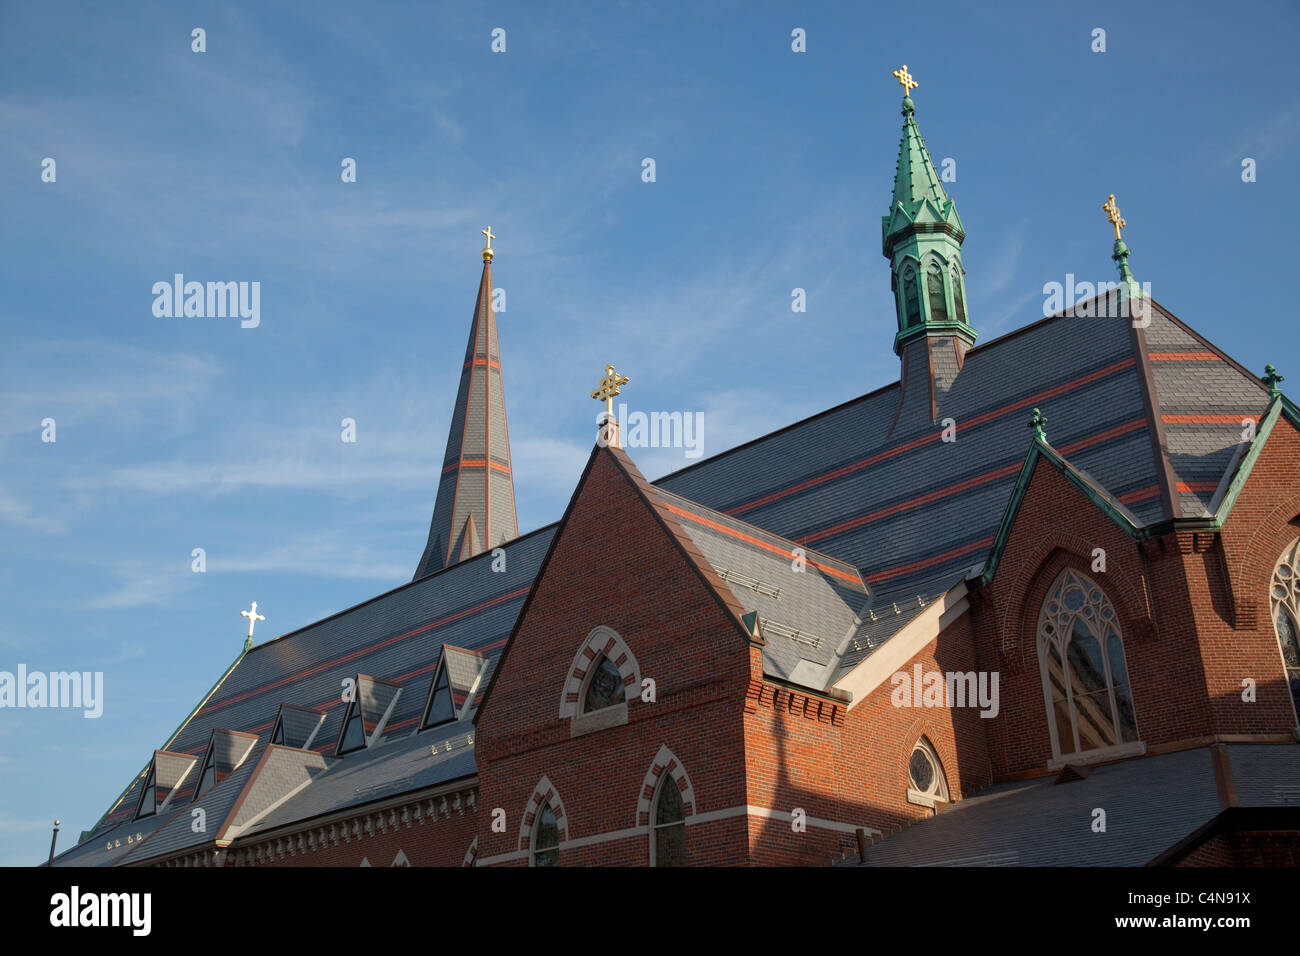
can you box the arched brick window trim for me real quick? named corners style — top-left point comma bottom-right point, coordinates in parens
top-left (635, 744), bottom-right (696, 828)
top-left (1228, 497), bottom-right (1300, 630)
top-left (558, 625), bottom-right (641, 719)
top-left (518, 776), bottom-right (568, 853)
top-left (1000, 540), bottom-right (1153, 673)
top-left (897, 716), bottom-right (956, 801)
top-left (462, 835), bottom-right (478, 867)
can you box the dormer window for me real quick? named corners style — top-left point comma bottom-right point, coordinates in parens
top-left (194, 747), bottom-right (218, 799)
top-left (421, 661), bottom-right (456, 729)
top-left (337, 703), bottom-right (366, 754)
top-left (334, 675), bottom-right (402, 756)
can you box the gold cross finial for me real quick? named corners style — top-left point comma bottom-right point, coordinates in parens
top-left (892, 64), bottom-right (918, 96)
top-left (590, 363), bottom-right (629, 419)
top-left (481, 226), bottom-right (496, 262)
top-left (240, 601), bottom-right (265, 639)
top-left (1103, 194), bottom-right (1126, 240)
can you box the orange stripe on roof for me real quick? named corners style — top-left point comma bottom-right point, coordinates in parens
top-left (197, 588), bottom-right (530, 717)
top-left (805, 461), bottom-right (1024, 545)
top-left (1148, 352), bottom-right (1220, 361)
top-left (181, 635), bottom-right (513, 754)
top-left (462, 358), bottom-right (501, 370)
top-left (1176, 481), bottom-right (1220, 493)
top-left (803, 417), bottom-right (1147, 547)
top-left (1119, 485), bottom-right (1161, 504)
top-left (730, 358), bottom-right (1135, 516)
top-left (870, 536), bottom-right (994, 584)
top-left (442, 459), bottom-right (512, 475)
top-left (660, 502), bottom-right (861, 585)
top-left (1163, 414), bottom-right (1259, 425)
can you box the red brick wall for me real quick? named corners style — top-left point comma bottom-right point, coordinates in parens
top-left (237, 807), bottom-right (479, 867)
top-left (744, 613), bottom-right (993, 865)
top-left (970, 439), bottom-right (1298, 781)
top-left (474, 448), bottom-right (753, 866)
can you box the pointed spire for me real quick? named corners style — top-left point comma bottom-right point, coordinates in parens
top-left (414, 232), bottom-right (519, 579)
top-left (881, 67), bottom-right (976, 429)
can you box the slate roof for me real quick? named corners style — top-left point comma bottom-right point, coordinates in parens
top-left (656, 295), bottom-right (1270, 600)
top-left (68, 524), bottom-right (553, 855)
top-left (415, 256), bottom-right (518, 577)
top-left (650, 487), bottom-right (870, 688)
top-left (60, 269), bottom-right (1275, 864)
top-left (856, 745), bottom-right (1300, 866)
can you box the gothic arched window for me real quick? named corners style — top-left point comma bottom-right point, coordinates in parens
top-left (531, 800), bottom-right (559, 867)
top-left (1270, 537), bottom-right (1300, 721)
top-left (926, 259), bottom-right (948, 323)
top-left (950, 261), bottom-right (967, 323)
top-left (907, 736), bottom-right (949, 810)
top-left (650, 776), bottom-right (686, 866)
top-left (1037, 569), bottom-right (1139, 759)
top-left (902, 267), bottom-right (921, 328)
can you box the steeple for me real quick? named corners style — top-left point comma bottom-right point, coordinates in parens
top-left (414, 229), bottom-right (519, 579)
top-left (882, 66), bottom-right (977, 427)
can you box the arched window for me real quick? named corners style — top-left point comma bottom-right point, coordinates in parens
top-left (1037, 569), bottom-right (1139, 760)
top-left (583, 654), bottom-right (625, 713)
top-left (926, 259), bottom-right (948, 323)
top-left (1270, 536), bottom-right (1300, 721)
top-left (531, 801), bottom-right (559, 867)
top-left (950, 261), bottom-right (967, 323)
top-left (907, 737), bottom-right (949, 802)
top-left (650, 776), bottom-right (686, 867)
top-left (902, 267), bottom-right (921, 328)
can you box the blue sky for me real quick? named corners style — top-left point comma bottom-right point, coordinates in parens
top-left (1, 0), bottom-right (1297, 865)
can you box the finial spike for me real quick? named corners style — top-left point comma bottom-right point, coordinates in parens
top-left (1263, 364), bottom-right (1285, 398)
top-left (481, 226), bottom-right (496, 262)
top-left (1028, 408), bottom-right (1048, 442)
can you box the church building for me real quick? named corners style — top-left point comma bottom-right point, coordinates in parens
top-left (50, 67), bottom-right (1300, 868)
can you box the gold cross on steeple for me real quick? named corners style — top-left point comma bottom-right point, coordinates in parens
top-left (590, 363), bottom-right (629, 419)
top-left (481, 226), bottom-right (496, 262)
top-left (240, 601), bottom-right (265, 639)
top-left (1102, 194), bottom-right (1126, 240)
top-left (892, 64), bottom-right (918, 96)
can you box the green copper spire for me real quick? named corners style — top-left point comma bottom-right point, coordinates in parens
top-left (882, 67), bottom-right (976, 358)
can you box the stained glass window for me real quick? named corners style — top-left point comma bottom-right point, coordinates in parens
top-left (1270, 537), bottom-right (1300, 720)
top-left (532, 801), bottom-right (559, 867)
top-left (652, 778), bottom-right (686, 866)
top-left (908, 738), bottom-right (947, 800)
top-left (1037, 569), bottom-right (1139, 758)
top-left (926, 259), bottom-right (948, 323)
top-left (583, 654), bottom-right (625, 713)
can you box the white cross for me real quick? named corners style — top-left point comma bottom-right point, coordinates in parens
top-left (240, 601), bottom-right (265, 639)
